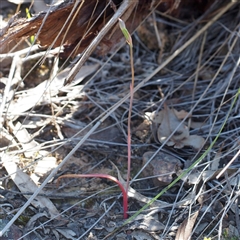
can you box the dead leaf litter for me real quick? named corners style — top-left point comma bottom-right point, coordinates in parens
top-left (0, 1), bottom-right (240, 239)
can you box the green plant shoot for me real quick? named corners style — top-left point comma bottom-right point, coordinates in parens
top-left (118, 18), bottom-right (132, 46)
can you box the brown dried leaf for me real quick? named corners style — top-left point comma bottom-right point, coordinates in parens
top-left (154, 105), bottom-right (204, 150)
top-left (133, 119), bottom-right (151, 140)
top-left (2, 155), bottom-right (59, 218)
top-left (175, 210), bottom-right (199, 240)
top-left (180, 135), bottom-right (205, 150)
top-left (33, 156), bottom-right (57, 183)
top-left (173, 109), bottom-right (191, 119)
top-left (13, 122), bottom-right (40, 158)
top-left (157, 105), bottom-right (189, 146)
top-left (8, 64), bottom-right (98, 114)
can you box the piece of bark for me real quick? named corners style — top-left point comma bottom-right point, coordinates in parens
top-left (0, 0), bottom-right (160, 56)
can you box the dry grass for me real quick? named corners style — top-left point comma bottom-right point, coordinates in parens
top-left (0, 1), bottom-right (240, 239)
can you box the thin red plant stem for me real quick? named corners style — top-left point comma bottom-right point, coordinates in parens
top-left (126, 43), bottom-right (134, 193)
top-left (57, 174), bottom-right (128, 219)
top-left (127, 82), bottom-right (133, 193)
top-left (118, 17), bottom-right (134, 218)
